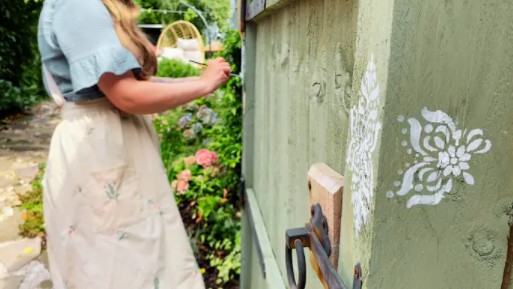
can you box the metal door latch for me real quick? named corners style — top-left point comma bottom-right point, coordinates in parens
top-left (285, 204), bottom-right (362, 289)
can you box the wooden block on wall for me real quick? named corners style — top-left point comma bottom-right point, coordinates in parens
top-left (307, 163), bottom-right (343, 268)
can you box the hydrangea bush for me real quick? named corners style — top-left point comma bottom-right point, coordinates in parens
top-left (153, 30), bottom-right (242, 288)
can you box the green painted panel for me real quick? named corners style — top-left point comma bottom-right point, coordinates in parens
top-left (241, 189), bottom-right (288, 289)
top-left (242, 23), bottom-right (258, 190)
top-left (243, 0), bottom-right (358, 288)
top-left (244, 0), bottom-right (513, 288)
top-left (338, 0), bottom-right (397, 284)
top-left (365, 1), bottom-right (513, 288)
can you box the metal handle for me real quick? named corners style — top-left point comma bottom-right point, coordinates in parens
top-left (285, 204), bottom-right (363, 289)
top-left (286, 239), bottom-right (307, 289)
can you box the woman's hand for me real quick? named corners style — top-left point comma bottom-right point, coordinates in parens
top-left (200, 58), bottom-right (231, 93)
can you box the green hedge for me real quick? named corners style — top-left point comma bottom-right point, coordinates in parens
top-left (0, 0), bottom-right (45, 116)
top-left (153, 30), bottom-right (242, 288)
top-left (156, 59), bottom-right (200, 78)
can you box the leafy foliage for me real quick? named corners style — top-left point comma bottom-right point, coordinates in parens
top-left (0, 0), bottom-right (45, 116)
top-left (156, 59), bottom-right (200, 78)
top-left (135, 0), bottom-right (172, 24)
top-left (208, 232), bottom-right (241, 285)
top-left (214, 30), bottom-right (241, 76)
top-left (0, 80), bottom-right (41, 117)
top-left (135, 0), bottom-right (231, 32)
top-left (209, 30), bottom-right (243, 172)
top-left (19, 163), bottom-right (46, 240)
top-left (153, 29), bottom-right (242, 288)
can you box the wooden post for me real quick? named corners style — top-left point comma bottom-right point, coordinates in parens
top-left (308, 163), bottom-right (343, 269)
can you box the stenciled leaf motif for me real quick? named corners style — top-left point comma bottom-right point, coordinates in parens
top-left (105, 182), bottom-right (119, 201)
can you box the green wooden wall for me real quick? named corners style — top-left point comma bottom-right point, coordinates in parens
top-left (368, 0), bottom-right (513, 288)
top-left (242, 0), bottom-right (513, 288)
top-left (242, 0), bottom-right (358, 288)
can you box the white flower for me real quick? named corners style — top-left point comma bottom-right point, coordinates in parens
top-left (390, 108), bottom-right (491, 208)
top-left (436, 144), bottom-right (469, 177)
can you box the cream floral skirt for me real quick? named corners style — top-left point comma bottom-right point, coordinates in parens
top-left (43, 98), bottom-right (204, 289)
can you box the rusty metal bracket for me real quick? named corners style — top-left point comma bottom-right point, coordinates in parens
top-left (285, 204), bottom-right (362, 289)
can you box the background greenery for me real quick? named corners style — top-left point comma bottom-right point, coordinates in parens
top-left (153, 30), bottom-right (243, 288)
top-left (0, 0), bottom-right (45, 117)
top-left (6, 0), bottom-right (242, 287)
top-left (0, 0), bottom-right (231, 117)
top-left (135, 0), bottom-right (231, 33)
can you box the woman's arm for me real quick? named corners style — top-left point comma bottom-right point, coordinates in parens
top-left (99, 58), bottom-right (230, 115)
top-left (151, 76), bottom-right (200, 83)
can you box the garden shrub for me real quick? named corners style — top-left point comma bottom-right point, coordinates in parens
top-left (153, 29), bottom-right (243, 288)
top-left (0, 0), bottom-right (45, 116)
top-left (156, 58), bottom-right (200, 78)
top-left (19, 163), bottom-right (46, 240)
top-left (18, 24), bottom-right (244, 288)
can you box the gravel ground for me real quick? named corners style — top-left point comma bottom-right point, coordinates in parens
top-left (0, 102), bottom-right (60, 289)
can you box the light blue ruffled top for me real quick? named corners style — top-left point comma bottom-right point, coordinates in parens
top-left (38, 0), bottom-right (142, 102)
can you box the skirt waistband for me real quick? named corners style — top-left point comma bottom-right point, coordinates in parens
top-left (61, 98), bottom-right (116, 119)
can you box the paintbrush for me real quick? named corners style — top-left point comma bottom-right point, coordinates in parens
top-left (189, 60), bottom-right (240, 78)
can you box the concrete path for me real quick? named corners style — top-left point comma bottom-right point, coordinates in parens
top-left (0, 102), bottom-right (60, 289)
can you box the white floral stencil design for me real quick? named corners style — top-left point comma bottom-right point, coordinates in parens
top-left (388, 108), bottom-right (492, 208)
top-left (346, 55), bottom-right (382, 235)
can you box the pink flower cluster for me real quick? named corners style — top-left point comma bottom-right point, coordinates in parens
top-left (194, 149), bottom-right (218, 168)
top-left (171, 149), bottom-right (219, 195)
top-left (172, 169), bottom-right (192, 194)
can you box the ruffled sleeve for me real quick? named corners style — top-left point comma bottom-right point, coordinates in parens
top-left (53, 0), bottom-right (141, 94)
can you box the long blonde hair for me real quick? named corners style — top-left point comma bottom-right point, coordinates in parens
top-left (102, 0), bottom-right (157, 79)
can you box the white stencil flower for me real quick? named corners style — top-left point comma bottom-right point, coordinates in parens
top-left (390, 108), bottom-right (492, 208)
top-left (346, 55), bottom-right (382, 234)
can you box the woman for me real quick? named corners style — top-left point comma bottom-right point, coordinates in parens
top-left (37, 0), bottom-right (231, 288)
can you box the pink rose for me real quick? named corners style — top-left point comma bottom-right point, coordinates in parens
top-left (177, 169), bottom-right (192, 182)
top-left (177, 180), bottom-right (189, 194)
top-left (184, 156), bottom-right (196, 166)
top-left (173, 169), bottom-right (192, 194)
top-left (195, 149), bottom-right (219, 168)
